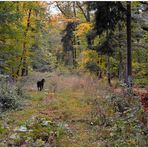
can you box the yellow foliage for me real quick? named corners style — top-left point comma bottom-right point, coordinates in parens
top-left (49, 15), bottom-right (80, 25)
top-left (25, 50), bottom-right (32, 57)
top-left (75, 23), bottom-right (92, 37)
top-left (78, 50), bottom-right (98, 68)
top-left (127, 139), bottom-right (137, 146)
top-left (78, 50), bottom-right (106, 73)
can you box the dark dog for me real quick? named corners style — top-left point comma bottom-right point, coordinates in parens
top-left (37, 79), bottom-right (45, 91)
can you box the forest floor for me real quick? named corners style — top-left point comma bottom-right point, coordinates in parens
top-left (0, 71), bottom-right (147, 146)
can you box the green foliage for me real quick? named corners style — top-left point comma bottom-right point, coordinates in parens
top-left (0, 2), bottom-right (50, 77)
top-left (0, 78), bottom-right (23, 112)
top-left (0, 124), bottom-right (5, 134)
top-left (110, 57), bottom-right (119, 77)
top-left (31, 51), bottom-right (57, 72)
top-left (104, 91), bottom-right (147, 147)
top-left (6, 116), bottom-right (67, 147)
top-left (77, 50), bottom-right (100, 74)
top-left (133, 62), bottom-right (148, 87)
top-left (133, 62), bottom-right (148, 77)
top-left (0, 1), bottom-right (148, 147)
top-left (85, 61), bottom-right (99, 74)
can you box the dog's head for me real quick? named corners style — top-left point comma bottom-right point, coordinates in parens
top-left (41, 79), bottom-right (45, 83)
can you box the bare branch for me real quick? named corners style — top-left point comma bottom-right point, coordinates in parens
top-left (76, 2), bottom-right (89, 22)
top-left (56, 2), bottom-right (67, 17)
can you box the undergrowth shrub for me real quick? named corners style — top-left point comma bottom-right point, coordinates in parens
top-left (133, 62), bottom-right (148, 87)
top-left (84, 61), bottom-right (100, 75)
top-left (0, 79), bottom-right (24, 112)
top-left (6, 116), bottom-right (67, 147)
top-left (89, 82), bottom-right (147, 146)
top-left (104, 92), bottom-right (148, 146)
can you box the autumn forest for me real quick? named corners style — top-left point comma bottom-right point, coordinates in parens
top-left (0, 1), bottom-right (148, 147)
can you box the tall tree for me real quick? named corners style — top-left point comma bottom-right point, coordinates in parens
top-left (0, 2), bottom-right (50, 79)
top-left (61, 22), bottom-right (78, 66)
top-left (17, 8), bottom-right (32, 76)
top-left (126, 1), bottom-right (132, 87)
top-left (88, 2), bottom-right (126, 85)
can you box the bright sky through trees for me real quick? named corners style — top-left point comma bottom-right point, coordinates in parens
top-left (48, 2), bottom-right (60, 14)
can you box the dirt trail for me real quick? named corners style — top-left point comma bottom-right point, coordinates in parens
top-left (39, 90), bottom-right (103, 146)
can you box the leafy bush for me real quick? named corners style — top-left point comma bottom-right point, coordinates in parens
top-left (7, 116), bottom-right (67, 147)
top-left (77, 50), bottom-right (101, 75)
top-left (104, 93), bottom-right (148, 146)
top-left (110, 57), bottom-right (119, 78)
top-left (133, 62), bottom-right (148, 87)
top-left (0, 78), bottom-right (23, 112)
top-left (0, 124), bottom-right (5, 134)
top-left (85, 61), bottom-right (100, 74)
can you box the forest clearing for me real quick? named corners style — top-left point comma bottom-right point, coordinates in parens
top-left (0, 1), bottom-right (148, 147)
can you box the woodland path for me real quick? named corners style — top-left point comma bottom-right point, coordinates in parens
top-left (0, 72), bottom-right (147, 146)
top-left (0, 73), bottom-right (110, 146)
top-left (40, 90), bottom-right (103, 146)
top-left (36, 74), bottom-right (109, 146)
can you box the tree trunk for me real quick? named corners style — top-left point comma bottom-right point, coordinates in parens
top-left (118, 47), bottom-right (123, 80)
top-left (137, 49), bottom-right (140, 64)
top-left (118, 21), bottom-right (123, 81)
top-left (73, 2), bottom-right (76, 17)
top-left (17, 9), bottom-right (32, 77)
top-left (126, 2), bottom-right (132, 87)
top-left (137, 39), bottom-right (140, 63)
top-left (97, 53), bottom-right (102, 79)
top-left (107, 55), bottom-right (112, 86)
top-left (76, 2), bottom-right (90, 22)
top-left (72, 49), bottom-right (76, 67)
top-left (72, 31), bottom-right (77, 67)
top-left (86, 5), bottom-right (90, 22)
top-left (106, 26), bottom-right (112, 86)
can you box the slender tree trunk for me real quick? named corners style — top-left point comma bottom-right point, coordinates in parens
top-left (77, 36), bottom-right (80, 45)
top-left (16, 2), bottom-right (19, 11)
top-left (86, 5), bottom-right (90, 22)
top-left (107, 55), bottom-right (112, 86)
top-left (137, 49), bottom-right (140, 64)
top-left (74, 46), bottom-right (77, 66)
top-left (106, 4), bottom-right (112, 86)
top-left (17, 9), bottom-right (32, 77)
top-left (118, 48), bottom-right (123, 80)
top-left (145, 55), bottom-right (147, 63)
top-left (72, 23), bottom-right (78, 67)
top-left (137, 39), bottom-right (140, 63)
top-left (106, 30), bottom-right (112, 86)
top-left (72, 35), bottom-right (76, 67)
top-left (73, 2), bottom-right (76, 17)
top-left (22, 9), bottom-right (32, 76)
top-left (106, 45), bottom-right (111, 86)
top-left (98, 54), bottom-right (102, 79)
top-left (118, 7), bottom-right (123, 81)
top-left (98, 71), bottom-right (102, 79)
top-left (76, 2), bottom-right (89, 22)
top-left (126, 2), bottom-right (132, 87)
top-left (72, 49), bottom-right (75, 67)
top-left (118, 21), bottom-right (123, 81)
top-left (86, 6), bottom-right (92, 49)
